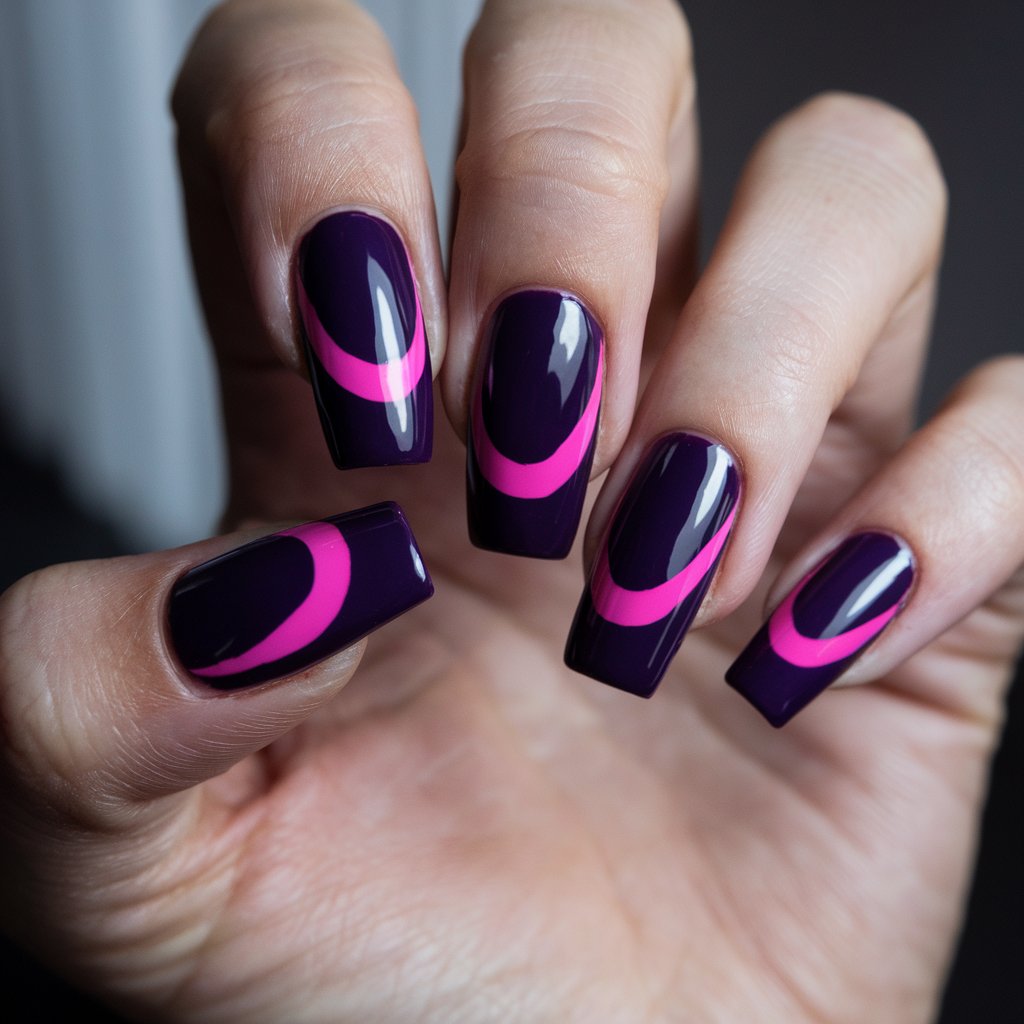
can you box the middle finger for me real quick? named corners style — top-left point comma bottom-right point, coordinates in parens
top-left (445, 0), bottom-right (696, 559)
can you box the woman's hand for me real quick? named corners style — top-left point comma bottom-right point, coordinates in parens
top-left (1, 1), bottom-right (1021, 1021)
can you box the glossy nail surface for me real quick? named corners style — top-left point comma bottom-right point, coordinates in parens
top-left (168, 503), bottom-right (433, 690)
top-left (296, 211), bottom-right (432, 468)
top-left (565, 433), bottom-right (739, 697)
top-left (726, 532), bottom-right (914, 726)
top-left (467, 290), bottom-right (603, 559)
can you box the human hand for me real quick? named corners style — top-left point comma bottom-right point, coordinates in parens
top-left (1, 1), bottom-right (1022, 1021)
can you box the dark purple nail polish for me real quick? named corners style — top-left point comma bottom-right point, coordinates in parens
top-left (295, 211), bottom-right (432, 468)
top-left (467, 290), bottom-right (604, 559)
top-left (726, 532), bottom-right (915, 727)
top-left (565, 433), bottom-right (739, 697)
top-left (168, 502), bottom-right (433, 690)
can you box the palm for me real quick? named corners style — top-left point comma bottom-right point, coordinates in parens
top-left (97, 400), bottom-right (1012, 1024)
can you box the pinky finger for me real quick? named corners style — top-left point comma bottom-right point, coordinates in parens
top-left (726, 356), bottom-right (1024, 727)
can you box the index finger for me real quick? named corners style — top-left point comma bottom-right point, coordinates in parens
top-left (173, 0), bottom-right (445, 479)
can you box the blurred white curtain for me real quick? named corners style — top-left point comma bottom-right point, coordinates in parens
top-left (0, 0), bottom-right (478, 549)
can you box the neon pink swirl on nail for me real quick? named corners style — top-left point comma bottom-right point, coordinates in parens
top-left (471, 344), bottom-right (603, 500)
top-left (192, 522), bottom-right (351, 678)
top-left (297, 278), bottom-right (426, 404)
top-left (590, 506), bottom-right (735, 627)
top-left (767, 578), bottom-right (900, 668)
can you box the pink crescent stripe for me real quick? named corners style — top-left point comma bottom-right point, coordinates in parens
top-left (471, 344), bottom-right (604, 500)
top-left (767, 579), bottom-right (900, 668)
top-left (591, 507), bottom-right (736, 627)
top-left (297, 278), bottom-right (426, 404)
top-left (192, 522), bottom-right (351, 678)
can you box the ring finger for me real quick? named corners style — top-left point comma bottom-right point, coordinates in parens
top-left (566, 92), bottom-right (948, 697)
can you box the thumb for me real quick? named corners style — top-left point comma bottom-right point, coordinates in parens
top-left (0, 501), bottom-right (432, 830)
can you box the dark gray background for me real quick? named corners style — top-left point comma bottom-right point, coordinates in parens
top-left (1, 0), bottom-right (1020, 1020)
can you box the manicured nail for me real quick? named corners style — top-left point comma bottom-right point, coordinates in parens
top-left (295, 210), bottom-right (432, 468)
top-left (466, 290), bottom-right (604, 559)
top-left (565, 433), bottom-right (739, 697)
top-left (168, 502), bottom-right (433, 690)
top-left (725, 532), bottom-right (915, 727)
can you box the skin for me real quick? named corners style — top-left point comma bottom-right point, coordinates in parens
top-left (0, 1), bottom-right (1022, 1021)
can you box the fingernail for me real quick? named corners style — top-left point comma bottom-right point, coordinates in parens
top-left (168, 502), bottom-right (433, 690)
top-left (467, 290), bottom-right (604, 559)
top-left (295, 210), bottom-right (433, 468)
top-left (725, 532), bottom-right (915, 727)
top-left (565, 433), bottom-right (739, 696)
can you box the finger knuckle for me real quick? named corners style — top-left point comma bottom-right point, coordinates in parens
top-left (206, 57), bottom-right (416, 173)
top-left (940, 355), bottom-right (1024, 517)
top-left (460, 0), bottom-right (687, 213)
top-left (175, 0), bottom-right (417, 186)
top-left (716, 283), bottom-right (849, 407)
top-left (758, 326), bottom-right (833, 412)
top-left (457, 121), bottom-right (669, 212)
top-left (785, 91), bottom-right (947, 235)
top-left (936, 409), bottom-right (1024, 523)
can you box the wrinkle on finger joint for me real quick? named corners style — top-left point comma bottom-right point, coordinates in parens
top-left (457, 122), bottom-right (670, 213)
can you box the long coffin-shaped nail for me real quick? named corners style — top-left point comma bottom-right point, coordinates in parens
top-left (168, 502), bottom-right (433, 690)
top-left (565, 433), bottom-right (739, 697)
top-left (467, 290), bottom-right (604, 559)
top-left (725, 532), bottom-right (915, 726)
top-left (295, 211), bottom-right (433, 468)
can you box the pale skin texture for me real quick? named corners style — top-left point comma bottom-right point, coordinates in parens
top-left (1, 0), bottom-right (1023, 1021)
